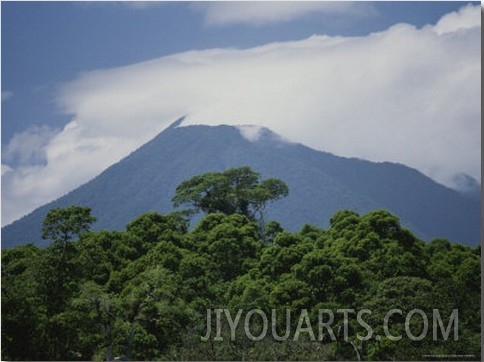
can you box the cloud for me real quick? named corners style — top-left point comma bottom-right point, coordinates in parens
top-left (121, 1), bottom-right (165, 10)
top-left (2, 121), bottom-right (141, 225)
top-left (194, 1), bottom-right (374, 27)
top-left (1, 164), bottom-right (13, 176)
top-left (2, 5), bottom-right (480, 226)
top-left (430, 3), bottom-right (481, 35)
top-left (3, 125), bottom-right (58, 166)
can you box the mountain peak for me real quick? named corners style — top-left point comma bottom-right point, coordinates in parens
top-left (2, 122), bottom-right (480, 248)
top-left (166, 115), bottom-right (187, 130)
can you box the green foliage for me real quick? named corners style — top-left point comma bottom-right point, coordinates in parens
top-left (172, 166), bottom-right (288, 222)
top-left (42, 205), bottom-right (97, 245)
top-left (1, 203), bottom-right (481, 361)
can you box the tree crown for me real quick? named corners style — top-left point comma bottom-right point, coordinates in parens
top-left (172, 166), bottom-right (288, 220)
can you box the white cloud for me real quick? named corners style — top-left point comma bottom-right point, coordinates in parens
top-left (195, 1), bottom-right (374, 27)
top-left (122, 1), bottom-right (165, 10)
top-left (2, 121), bottom-right (141, 225)
top-left (430, 3), bottom-right (481, 35)
top-left (1, 164), bottom-right (13, 176)
top-left (3, 125), bottom-right (58, 166)
top-left (237, 125), bottom-right (266, 142)
top-left (2, 5), bottom-right (481, 226)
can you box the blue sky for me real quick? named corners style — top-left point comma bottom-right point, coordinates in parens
top-left (1, 1), bottom-right (481, 225)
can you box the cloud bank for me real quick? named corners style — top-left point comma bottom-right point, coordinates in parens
top-left (194, 1), bottom-right (374, 27)
top-left (2, 5), bottom-right (480, 226)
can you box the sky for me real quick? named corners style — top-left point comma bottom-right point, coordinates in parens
top-left (1, 1), bottom-right (481, 226)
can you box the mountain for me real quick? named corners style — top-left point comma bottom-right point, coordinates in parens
top-left (2, 121), bottom-right (480, 248)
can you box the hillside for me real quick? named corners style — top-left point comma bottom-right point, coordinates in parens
top-left (2, 122), bottom-right (480, 248)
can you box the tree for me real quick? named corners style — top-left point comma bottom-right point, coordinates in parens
top-left (42, 206), bottom-right (97, 247)
top-left (37, 206), bottom-right (97, 358)
top-left (41, 205), bottom-right (97, 297)
top-left (191, 213), bottom-right (263, 281)
top-left (126, 211), bottom-right (188, 250)
top-left (172, 166), bottom-right (288, 223)
top-left (71, 281), bottom-right (120, 361)
top-left (40, 206), bottom-right (97, 289)
top-left (1, 245), bottom-right (46, 360)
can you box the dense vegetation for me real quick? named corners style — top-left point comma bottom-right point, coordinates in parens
top-left (2, 169), bottom-right (481, 361)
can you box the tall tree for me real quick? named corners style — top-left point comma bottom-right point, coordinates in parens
top-left (172, 166), bottom-right (288, 222)
top-left (41, 205), bottom-right (97, 305)
top-left (39, 206), bottom-right (97, 358)
top-left (42, 206), bottom-right (97, 247)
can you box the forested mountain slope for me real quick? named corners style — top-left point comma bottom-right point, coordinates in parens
top-left (2, 123), bottom-right (480, 248)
